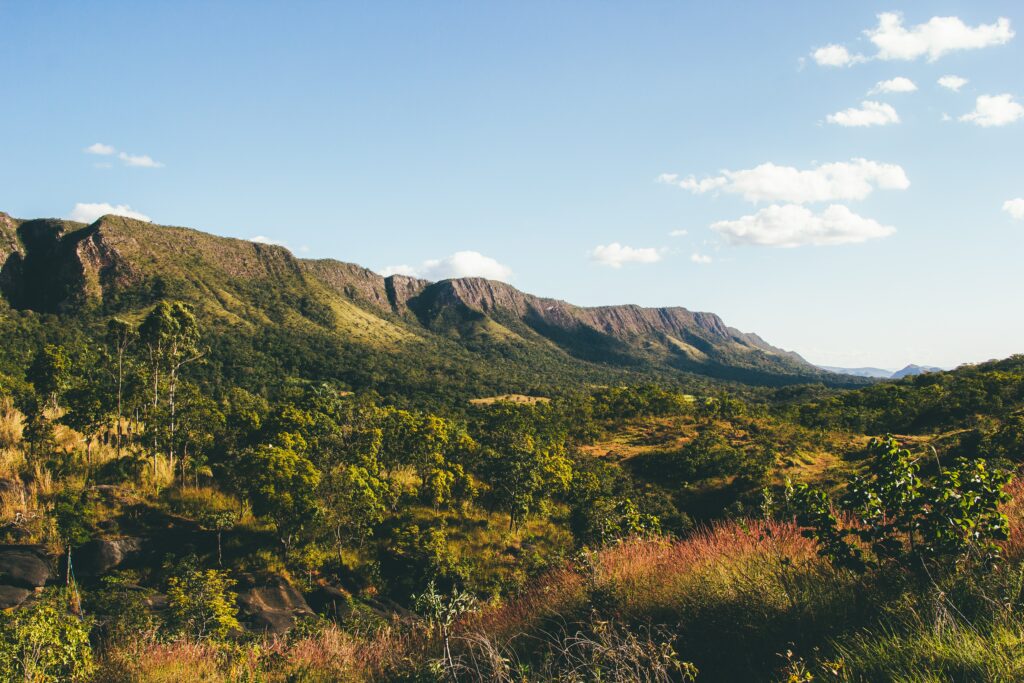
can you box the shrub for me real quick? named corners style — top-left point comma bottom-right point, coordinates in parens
top-left (0, 590), bottom-right (94, 683)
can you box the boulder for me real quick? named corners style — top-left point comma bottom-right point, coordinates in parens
top-left (75, 537), bottom-right (144, 577)
top-left (0, 585), bottom-right (30, 609)
top-left (0, 546), bottom-right (51, 588)
top-left (235, 574), bottom-right (314, 634)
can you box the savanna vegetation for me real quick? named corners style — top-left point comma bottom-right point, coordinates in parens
top-left (1, 214), bottom-right (1024, 680)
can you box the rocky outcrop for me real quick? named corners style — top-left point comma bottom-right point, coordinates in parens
top-left (75, 537), bottom-right (144, 578)
top-left (235, 574), bottom-right (314, 634)
top-left (0, 546), bottom-right (51, 588)
top-left (0, 585), bottom-right (31, 609)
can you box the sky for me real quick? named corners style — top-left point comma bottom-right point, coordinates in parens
top-left (1, 1), bottom-right (1023, 370)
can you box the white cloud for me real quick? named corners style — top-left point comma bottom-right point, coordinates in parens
top-left (1004, 198), bottom-right (1024, 220)
top-left (589, 243), bottom-right (662, 268)
top-left (84, 142), bottom-right (115, 155)
top-left (669, 229), bottom-right (688, 237)
top-left (867, 12), bottom-right (1014, 62)
top-left (118, 151), bottom-right (164, 168)
top-left (812, 44), bottom-right (865, 67)
top-left (381, 251), bottom-right (513, 281)
top-left (69, 202), bottom-right (151, 224)
top-left (827, 100), bottom-right (900, 127)
top-left (690, 252), bottom-right (712, 264)
top-left (938, 75), bottom-right (968, 92)
top-left (659, 158), bottom-right (909, 204)
top-left (711, 204), bottom-right (895, 248)
top-left (959, 94), bottom-right (1024, 127)
top-left (869, 77), bottom-right (917, 94)
top-left (251, 236), bottom-right (288, 247)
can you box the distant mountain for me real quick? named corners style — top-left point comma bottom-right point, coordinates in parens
top-left (891, 364), bottom-right (944, 379)
top-left (820, 364), bottom-right (945, 380)
top-left (0, 211), bottom-right (853, 395)
top-left (819, 366), bottom-right (895, 379)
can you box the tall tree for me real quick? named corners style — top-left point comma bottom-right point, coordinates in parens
top-left (105, 319), bottom-right (136, 457)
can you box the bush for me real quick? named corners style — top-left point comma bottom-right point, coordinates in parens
top-left (0, 590), bottom-right (94, 683)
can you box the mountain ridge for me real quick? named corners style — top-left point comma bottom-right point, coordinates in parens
top-left (0, 211), bottom-right (845, 389)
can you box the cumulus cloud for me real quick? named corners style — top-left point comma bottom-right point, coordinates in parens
top-left (658, 159), bottom-right (909, 204)
top-left (84, 142), bottom-right (115, 155)
top-left (938, 75), bottom-right (968, 92)
top-left (827, 101), bottom-right (900, 127)
top-left (711, 204), bottom-right (895, 248)
top-left (69, 203), bottom-right (151, 224)
top-left (869, 77), bottom-right (917, 94)
top-left (690, 252), bottom-right (712, 264)
top-left (867, 12), bottom-right (1014, 62)
top-left (1004, 198), bottom-right (1024, 220)
top-left (589, 243), bottom-right (662, 268)
top-left (118, 151), bottom-right (164, 168)
top-left (959, 94), bottom-right (1024, 127)
top-left (381, 251), bottom-right (513, 281)
top-left (668, 229), bottom-right (688, 237)
top-left (812, 44), bottom-right (865, 67)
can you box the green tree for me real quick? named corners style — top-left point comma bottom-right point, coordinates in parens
top-left (26, 345), bottom-right (70, 410)
top-left (105, 318), bottom-right (137, 457)
top-left (237, 442), bottom-right (321, 551)
top-left (166, 558), bottom-right (240, 641)
top-left (0, 590), bottom-right (94, 683)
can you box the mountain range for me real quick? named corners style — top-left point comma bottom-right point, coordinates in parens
top-left (0, 211), bottom-right (857, 396)
top-left (820, 364), bottom-right (946, 380)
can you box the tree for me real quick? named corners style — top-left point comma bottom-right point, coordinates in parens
top-left (237, 442), bottom-right (321, 551)
top-left (52, 489), bottom-right (96, 586)
top-left (320, 463), bottom-right (390, 562)
top-left (0, 590), bottom-right (94, 683)
top-left (475, 406), bottom-right (573, 531)
top-left (166, 558), bottom-right (240, 641)
top-left (792, 435), bottom-right (1012, 573)
top-left (105, 318), bottom-right (137, 457)
top-left (413, 580), bottom-right (477, 681)
top-left (61, 378), bottom-right (111, 471)
top-left (26, 345), bottom-right (70, 410)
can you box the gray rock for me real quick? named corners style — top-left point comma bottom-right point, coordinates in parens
top-left (236, 574), bottom-right (313, 634)
top-left (0, 546), bottom-right (51, 588)
top-left (75, 537), bottom-right (143, 577)
top-left (0, 585), bottom-right (30, 609)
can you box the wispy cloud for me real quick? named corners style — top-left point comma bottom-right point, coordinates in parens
top-left (589, 243), bottom-right (662, 268)
top-left (82, 142), bottom-right (164, 168)
top-left (690, 252), bottom-right (713, 264)
top-left (868, 77), bottom-right (917, 95)
top-left (118, 151), bottom-right (164, 168)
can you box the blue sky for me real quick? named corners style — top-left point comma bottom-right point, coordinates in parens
top-left (2, 2), bottom-right (1022, 369)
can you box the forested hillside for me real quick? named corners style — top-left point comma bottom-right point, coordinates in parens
top-left (0, 212), bottom-right (1019, 681)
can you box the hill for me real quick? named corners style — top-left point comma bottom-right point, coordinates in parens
top-left (0, 211), bottom-right (846, 397)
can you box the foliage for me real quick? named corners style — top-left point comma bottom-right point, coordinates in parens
top-left (165, 557), bottom-right (240, 641)
top-left (793, 435), bottom-right (1012, 573)
top-left (0, 590), bottom-right (94, 683)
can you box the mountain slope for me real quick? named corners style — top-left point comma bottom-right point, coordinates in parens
top-left (0, 211), bottom-right (844, 393)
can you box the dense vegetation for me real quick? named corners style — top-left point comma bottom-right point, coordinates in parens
top-left (0, 218), bottom-right (1022, 680)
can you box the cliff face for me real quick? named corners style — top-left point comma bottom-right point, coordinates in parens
top-left (0, 211), bottom-right (824, 385)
